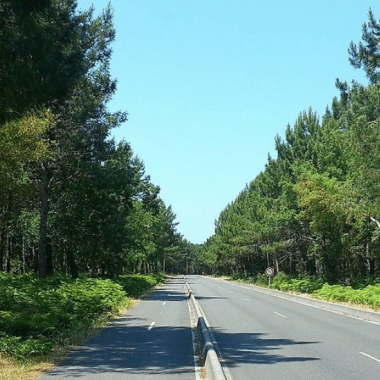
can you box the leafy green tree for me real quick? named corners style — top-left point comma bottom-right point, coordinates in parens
top-left (0, 0), bottom-right (88, 122)
top-left (348, 8), bottom-right (380, 84)
top-left (34, 2), bottom-right (125, 279)
top-left (0, 111), bottom-right (50, 202)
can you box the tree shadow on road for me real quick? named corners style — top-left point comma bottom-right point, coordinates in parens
top-left (39, 275), bottom-right (320, 379)
top-left (41, 322), bottom-right (320, 379)
top-left (210, 327), bottom-right (320, 367)
top-left (40, 321), bottom-right (195, 378)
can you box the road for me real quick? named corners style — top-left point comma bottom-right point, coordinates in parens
top-left (39, 276), bottom-right (196, 380)
top-left (187, 275), bottom-right (380, 380)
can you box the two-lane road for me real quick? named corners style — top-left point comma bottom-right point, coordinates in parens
top-left (187, 275), bottom-right (380, 380)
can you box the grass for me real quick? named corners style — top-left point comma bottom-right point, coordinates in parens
top-left (0, 272), bottom-right (165, 380)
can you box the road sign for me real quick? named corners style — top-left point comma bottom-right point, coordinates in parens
top-left (265, 267), bottom-right (274, 277)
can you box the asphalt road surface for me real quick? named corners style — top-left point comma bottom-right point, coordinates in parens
top-left (39, 276), bottom-right (196, 380)
top-left (187, 275), bottom-right (380, 380)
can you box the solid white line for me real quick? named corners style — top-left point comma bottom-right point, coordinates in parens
top-left (186, 296), bottom-right (202, 380)
top-left (213, 277), bottom-right (380, 326)
top-left (148, 322), bottom-right (155, 330)
top-left (198, 298), bottom-right (234, 380)
top-left (274, 311), bottom-right (288, 319)
top-left (360, 352), bottom-right (380, 363)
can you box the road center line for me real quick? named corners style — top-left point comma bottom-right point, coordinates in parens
top-left (148, 322), bottom-right (155, 330)
top-left (274, 311), bottom-right (288, 319)
top-left (360, 352), bottom-right (380, 363)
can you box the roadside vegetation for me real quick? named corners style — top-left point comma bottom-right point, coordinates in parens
top-left (191, 9), bottom-right (380, 293)
top-left (0, 272), bottom-right (164, 379)
top-left (2, 1), bottom-right (380, 378)
top-left (226, 272), bottom-right (380, 311)
top-left (0, 3), bottom-right (181, 376)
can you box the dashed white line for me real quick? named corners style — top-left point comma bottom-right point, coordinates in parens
top-left (212, 277), bottom-right (380, 326)
top-left (244, 298), bottom-right (251, 302)
top-left (274, 311), bottom-right (288, 319)
top-left (162, 302), bottom-right (166, 306)
top-left (148, 322), bottom-right (155, 330)
top-left (360, 352), bottom-right (380, 363)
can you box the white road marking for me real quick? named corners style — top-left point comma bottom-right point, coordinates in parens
top-left (186, 297), bottom-right (202, 380)
top-left (162, 302), bottom-right (166, 306)
top-left (360, 352), bottom-right (380, 363)
top-left (228, 291), bottom-right (233, 294)
top-left (148, 322), bottom-right (155, 330)
top-left (211, 277), bottom-right (380, 326)
top-left (244, 298), bottom-right (251, 302)
top-left (274, 311), bottom-right (288, 319)
top-left (199, 299), bottom-right (234, 380)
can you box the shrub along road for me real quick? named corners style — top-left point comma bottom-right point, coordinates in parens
top-left (187, 275), bottom-right (380, 380)
top-left (39, 276), bottom-right (196, 380)
top-left (37, 275), bottom-right (380, 379)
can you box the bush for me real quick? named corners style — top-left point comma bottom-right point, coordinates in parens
top-left (255, 273), bottom-right (269, 286)
top-left (0, 273), bottom-right (128, 362)
top-left (269, 273), bottom-right (325, 293)
top-left (272, 272), bottom-right (290, 289)
top-left (114, 273), bottom-right (164, 297)
top-left (0, 271), bottom-right (166, 363)
top-left (313, 283), bottom-right (380, 309)
top-left (226, 270), bottom-right (380, 310)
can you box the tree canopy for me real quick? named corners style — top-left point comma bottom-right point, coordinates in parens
top-left (200, 8), bottom-right (380, 283)
top-left (0, 0), bottom-right (185, 278)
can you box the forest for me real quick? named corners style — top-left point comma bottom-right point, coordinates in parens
top-left (0, 0), bottom-right (195, 279)
top-left (0, 1), bottom-right (201, 365)
top-left (2, 1), bottom-right (380, 368)
top-left (200, 8), bottom-right (380, 286)
top-left (2, 2), bottom-right (380, 284)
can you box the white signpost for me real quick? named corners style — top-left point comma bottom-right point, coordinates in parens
top-left (265, 267), bottom-right (274, 287)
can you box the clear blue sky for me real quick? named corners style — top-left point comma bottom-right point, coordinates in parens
top-left (78, 0), bottom-right (379, 244)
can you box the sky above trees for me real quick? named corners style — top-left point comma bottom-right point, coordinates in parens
top-left (78, 0), bottom-right (380, 244)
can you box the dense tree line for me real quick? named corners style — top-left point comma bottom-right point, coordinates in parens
top-left (202, 9), bottom-right (380, 283)
top-left (0, 0), bottom-right (183, 278)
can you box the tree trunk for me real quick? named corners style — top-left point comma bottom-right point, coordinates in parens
top-left (273, 252), bottom-right (279, 273)
top-left (21, 237), bottom-right (26, 274)
top-left (38, 167), bottom-right (49, 279)
top-left (46, 236), bottom-right (53, 276)
top-left (6, 232), bottom-right (11, 272)
top-left (0, 232), bottom-right (3, 271)
top-left (67, 249), bottom-right (78, 279)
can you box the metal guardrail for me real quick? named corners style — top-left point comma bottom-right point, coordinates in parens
top-left (184, 277), bottom-right (227, 380)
